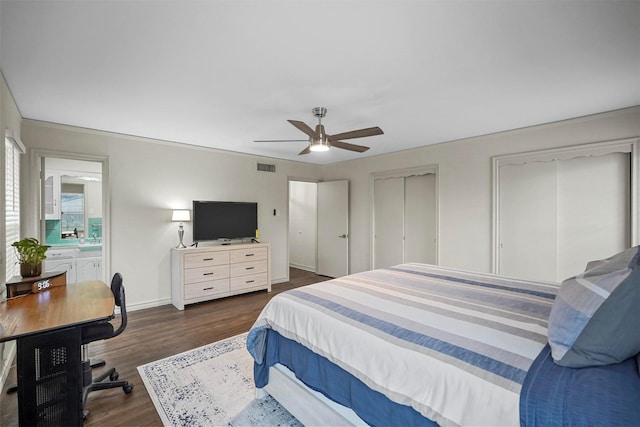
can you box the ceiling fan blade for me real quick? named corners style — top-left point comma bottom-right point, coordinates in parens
top-left (288, 120), bottom-right (318, 139)
top-left (253, 139), bottom-right (308, 142)
top-left (329, 126), bottom-right (383, 141)
top-left (330, 140), bottom-right (370, 153)
top-left (298, 146), bottom-right (311, 155)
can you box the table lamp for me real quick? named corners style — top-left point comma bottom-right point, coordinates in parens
top-left (172, 210), bottom-right (191, 248)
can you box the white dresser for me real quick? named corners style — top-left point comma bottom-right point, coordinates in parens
top-left (170, 242), bottom-right (271, 310)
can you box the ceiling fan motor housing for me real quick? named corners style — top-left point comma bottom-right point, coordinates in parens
top-left (312, 107), bottom-right (327, 118)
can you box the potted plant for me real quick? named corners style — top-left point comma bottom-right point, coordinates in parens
top-left (12, 237), bottom-right (50, 277)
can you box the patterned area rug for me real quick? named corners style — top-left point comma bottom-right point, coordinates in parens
top-left (137, 333), bottom-right (302, 427)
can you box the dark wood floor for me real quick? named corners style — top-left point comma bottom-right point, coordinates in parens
top-left (0, 268), bottom-right (329, 426)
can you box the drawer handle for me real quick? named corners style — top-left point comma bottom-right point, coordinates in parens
top-left (246, 280), bottom-right (254, 284)
top-left (245, 253), bottom-right (255, 257)
top-left (203, 287), bottom-right (214, 291)
top-left (203, 272), bottom-right (214, 276)
top-left (245, 267), bottom-right (255, 270)
top-left (203, 258), bottom-right (214, 261)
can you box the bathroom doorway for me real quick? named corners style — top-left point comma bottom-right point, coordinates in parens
top-left (30, 150), bottom-right (109, 283)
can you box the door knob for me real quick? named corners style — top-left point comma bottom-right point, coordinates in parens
top-left (338, 234), bottom-right (348, 238)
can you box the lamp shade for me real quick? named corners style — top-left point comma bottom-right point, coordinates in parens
top-left (172, 210), bottom-right (191, 222)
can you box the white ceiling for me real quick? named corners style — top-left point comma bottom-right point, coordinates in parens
top-left (1, 1), bottom-right (639, 165)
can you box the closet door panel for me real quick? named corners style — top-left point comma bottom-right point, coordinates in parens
top-left (557, 153), bottom-right (630, 279)
top-left (499, 161), bottom-right (558, 282)
top-left (405, 174), bottom-right (436, 264)
top-left (374, 177), bottom-right (404, 268)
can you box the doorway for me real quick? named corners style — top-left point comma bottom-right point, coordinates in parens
top-left (43, 158), bottom-right (103, 246)
top-left (30, 150), bottom-right (109, 284)
top-left (288, 179), bottom-right (350, 279)
top-left (288, 180), bottom-right (318, 273)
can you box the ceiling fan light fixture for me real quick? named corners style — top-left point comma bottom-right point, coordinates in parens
top-left (309, 122), bottom-right (330, 152)
top-left (309, 138), bottom-right (330, 152)
top-left (257, 106), bottom-right (380, 156)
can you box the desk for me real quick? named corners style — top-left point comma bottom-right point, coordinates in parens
top-left (0, 281), bottom-right (114, 426)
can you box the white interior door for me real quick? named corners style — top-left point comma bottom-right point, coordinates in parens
top-left (317, 180), bottom-right (349, 278)
top-left (374, 177), bottom-right (404, 269)
top-left (556, 153), bottom-right (630, 278)
top-left (405, 174), bottom-right (437, 264)
top-left (499, 160), bottom-right (558, 281)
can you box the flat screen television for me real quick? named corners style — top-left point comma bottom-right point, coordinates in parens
top-left (192, 201), bottom-right (258, 242)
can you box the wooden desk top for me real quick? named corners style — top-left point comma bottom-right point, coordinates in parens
top-left (0, 280), bottom-right (114, 343)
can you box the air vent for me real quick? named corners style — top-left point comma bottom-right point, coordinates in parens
top-left (257, 163), bottom-right (276, 173)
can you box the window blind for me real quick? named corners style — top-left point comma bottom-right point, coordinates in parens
top-left (5, 135), bottom-right (25, 283)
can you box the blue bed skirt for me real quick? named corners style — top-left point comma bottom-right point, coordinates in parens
top-left (520, 344), bottom-right (640, 426)
top-left (254, 330), bottom-right (640, 426)
top-left (253, 329), bottom-right (436, 427)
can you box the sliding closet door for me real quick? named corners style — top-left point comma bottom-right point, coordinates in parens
top-left (374, 177), bottom-right (404, 268)
top-left (373, 168), bottom-right (438, 269)
top-left (497, 147), bottom-right (632, 282)
top-left (499, 161), bottom-right (558, 282)
top-left (405, 174), bottom-right (436, 264)
top-left (557, 153), bottom-right (630, 278)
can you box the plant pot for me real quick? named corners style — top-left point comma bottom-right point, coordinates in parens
top-left (20, 261), bottom-right (42, 278)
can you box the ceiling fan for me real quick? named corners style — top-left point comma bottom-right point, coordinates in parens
top-left (255, 107), bottom-right (384, 155)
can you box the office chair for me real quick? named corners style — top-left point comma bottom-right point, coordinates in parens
top-left (81, 273), bottom-right (133, 420)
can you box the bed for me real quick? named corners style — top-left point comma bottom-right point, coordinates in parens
top-left (247, 251), bottom-right (640, 426)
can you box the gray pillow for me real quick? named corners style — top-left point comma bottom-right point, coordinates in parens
top-left (548, 246), bottom-right (640, 368)
top-left (584, 259), bottom-right (606, 271)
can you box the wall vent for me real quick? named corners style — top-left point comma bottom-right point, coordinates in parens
top-left (257, 163), bottom-right (276, 173)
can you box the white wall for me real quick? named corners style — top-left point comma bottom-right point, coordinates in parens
top-left (15, 107), bottom-right (640, 309)
top-left (20, 120), bottom-right (323, 309)
top-left (288, 181), bottom-right (317, 271)
top-left (322, 107), bottom-right (640, 275)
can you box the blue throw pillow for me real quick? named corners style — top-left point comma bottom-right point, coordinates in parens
top-left (548, 246), bottom-right (640, 368)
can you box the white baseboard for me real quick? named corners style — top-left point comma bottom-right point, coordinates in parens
top-left (127, 297), bottom-right (172, 312)
top-left (289, 263), bottom-right (316, 273)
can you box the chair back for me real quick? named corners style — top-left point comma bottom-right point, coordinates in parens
top-left (110, 273), bottom-right (128, 337)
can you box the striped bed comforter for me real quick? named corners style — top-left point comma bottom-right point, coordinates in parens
top-left (247, 263), bottom-right (559, 426)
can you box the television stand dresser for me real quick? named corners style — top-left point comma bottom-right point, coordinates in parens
top-left (170, 242), bottom-right (271, 310)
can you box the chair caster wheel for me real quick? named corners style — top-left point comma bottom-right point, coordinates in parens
top-left (110, 371), bottom-right (119, 381)
top-left (123, 384), bottom-right (134, 394)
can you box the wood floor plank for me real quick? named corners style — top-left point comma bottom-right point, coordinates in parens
top-left (0, 268), bottom-right (328, 426)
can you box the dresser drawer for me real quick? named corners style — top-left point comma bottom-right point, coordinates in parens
top-left (230, 259), bottom-right (268, 277)
top-left (229, 247), bottom-right (268, 264)
top-left (185, 278), bottom-right (230, 300)
top-left (230, 272), bottom-right (268, 292)
top-left (184, 251), bottom-right (230, 268)
top-left (171, 243), bottom-right (270, 310)
top-left (184, 264), bottom-right (229, 284)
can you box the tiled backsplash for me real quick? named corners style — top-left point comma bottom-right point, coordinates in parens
top-left (88, 218), bottom-right (102, 238)
top-left (45, 218), bottom-right (102, 245)
top-left (45, 220), bottom-right (63, 244)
